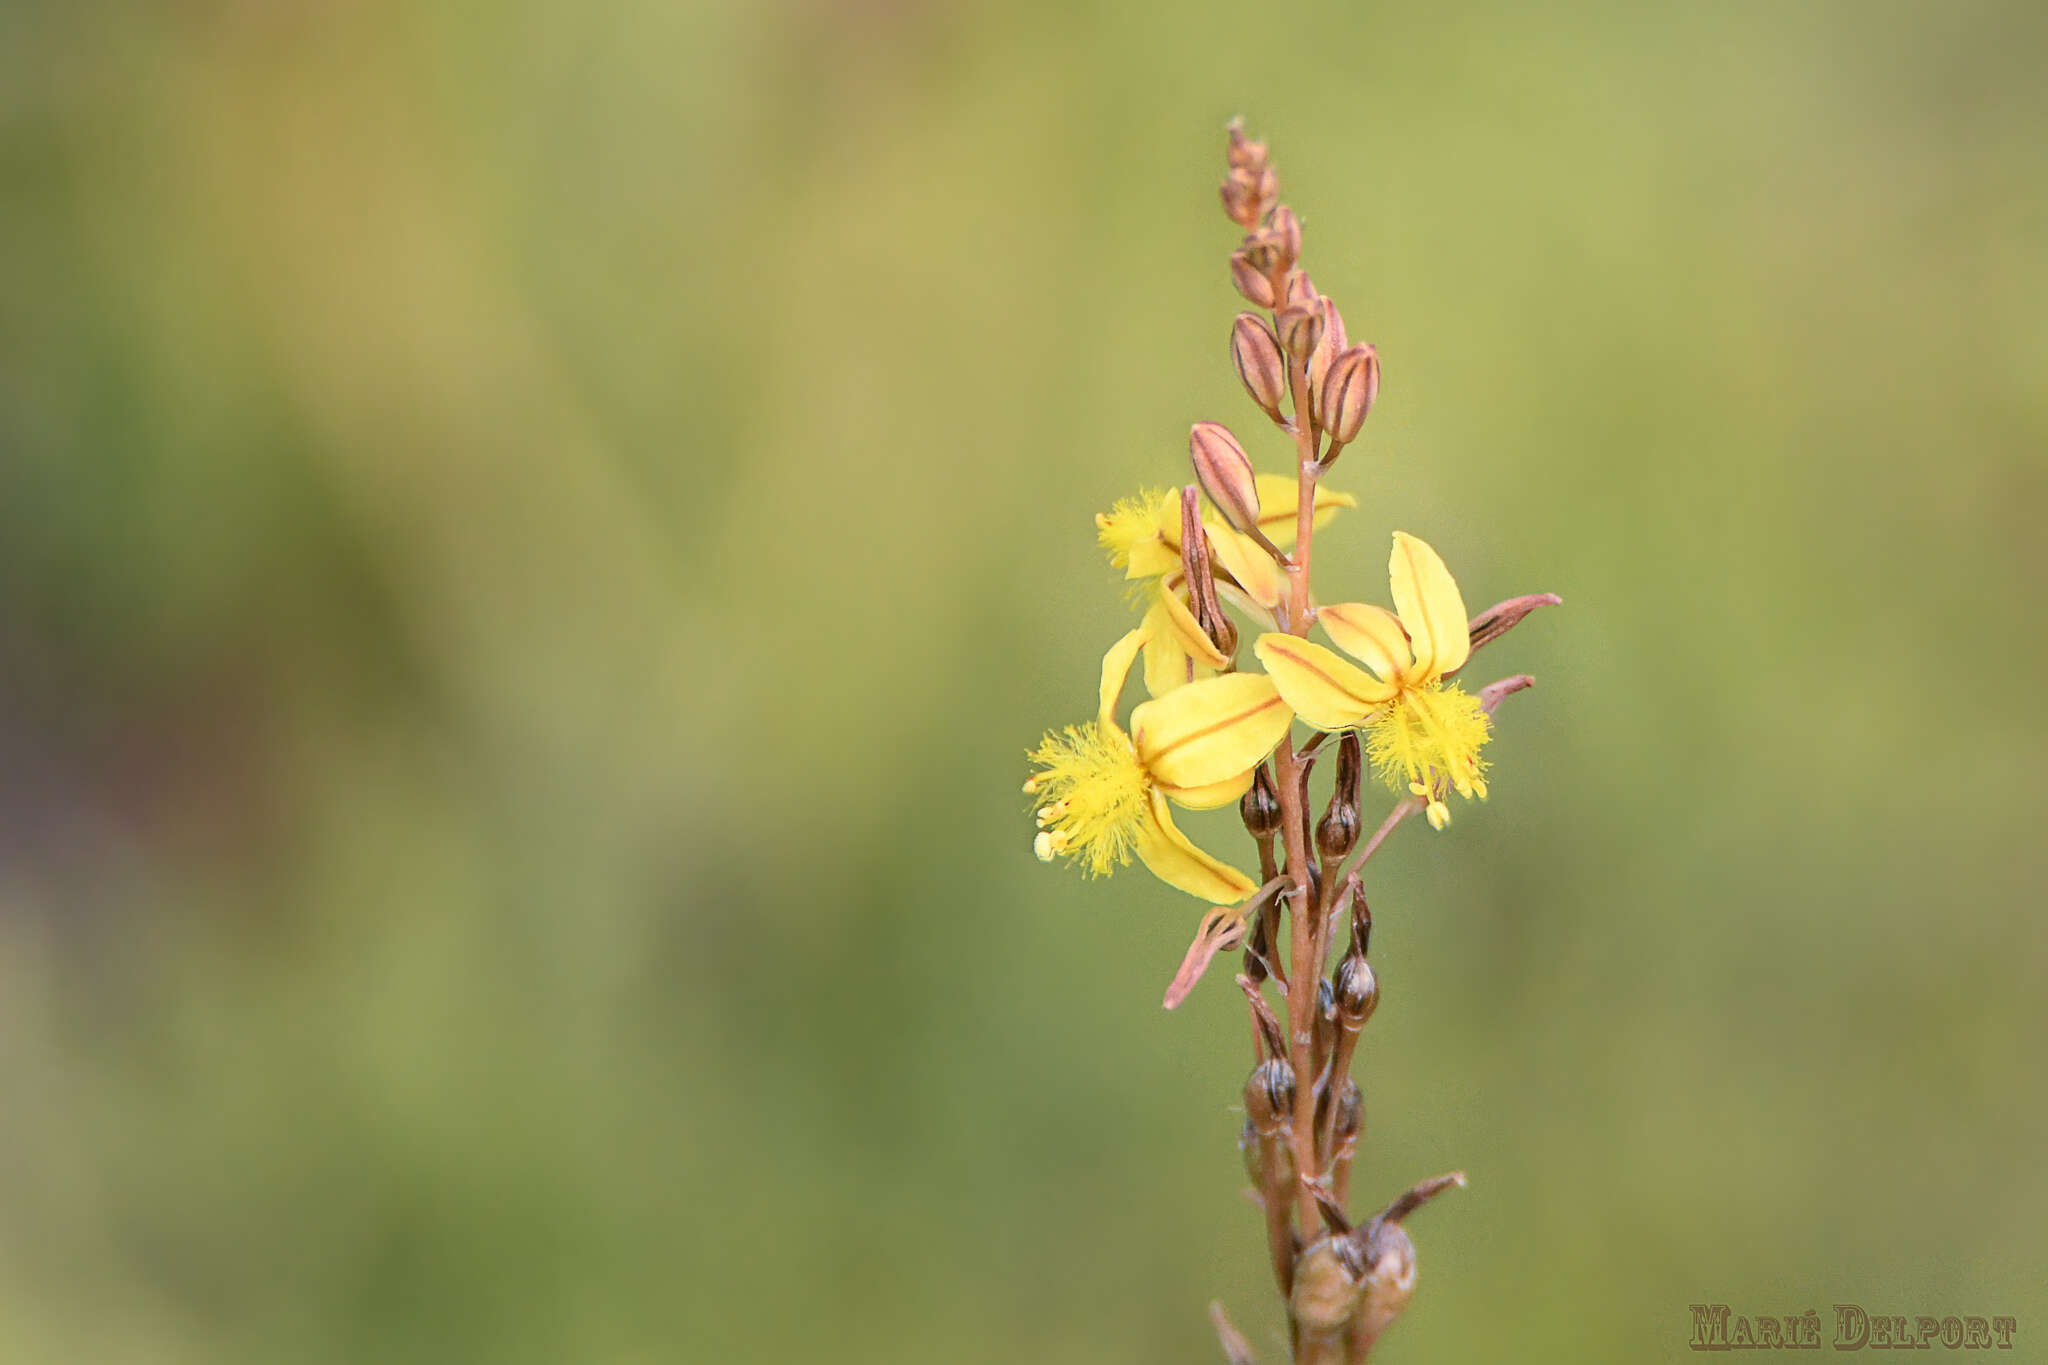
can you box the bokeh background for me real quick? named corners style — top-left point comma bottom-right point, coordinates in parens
top-left (3, 1), bottom-right (2044, 1360)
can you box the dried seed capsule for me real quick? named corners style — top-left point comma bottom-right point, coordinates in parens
top-left (1351, 1222), bottom-right (1419, 1349)
top-left (1276, 304), bottom-right (1323, 362)
top-left (1316, 803), bottom-right (1360, 866)
top-left (1243, 1057), bottom-right (1295, 1136)
top-left (1229, 250), bottom-right (1276, 308)
top-left (1320, 344), bottom-right (1381, 445)
top-left (1333, 1078), bottom-right (1363, 1145)
top-left (1188, 422), bottom-right (1260, 534)
top-left (1334, 953), bottom-right (1379, 1026)
top-left (1290, 1236), bottom-right (1369, 1338)
top-left (1316, 732), bottom-right (1363, 861)
top-left (1240, 1114), bottom-right (1297, 1191)
top-left (1240, 764), bottom-right (1281, 839)
top-left (1230, 313), bottom-right (1287, 423)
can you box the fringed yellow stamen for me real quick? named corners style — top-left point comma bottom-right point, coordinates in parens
top-left (1026, 721), bottom-right (1152, 876)
top-left (1365, 682), bottom-right (1491, 827)
top-left (1095, 489), bottom-right (1179, 571)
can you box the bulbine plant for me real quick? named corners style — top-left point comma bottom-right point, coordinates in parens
top-left (1023, 122), bottom-right (1559, 1363)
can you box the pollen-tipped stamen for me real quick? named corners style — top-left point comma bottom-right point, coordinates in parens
top-left (1366, 684), bottom-right (1491, 829)
top-left (1026, 721), bottom-right (1152, 876)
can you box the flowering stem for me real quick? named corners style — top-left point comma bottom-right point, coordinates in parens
top-left (1273, 332), bottom-right (1327, 1237)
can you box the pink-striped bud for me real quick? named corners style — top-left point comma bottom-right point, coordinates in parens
top-left (1188, 422), bottom-right (1260, 533)
top-left (1276, 304), bottom-right (1323, 362)
top-left (1229, 250), bottom-right (1276, 308)
top-left (1319, 344), bottom-right (1380, 444)
top-left (1229, 313), bottom-right (1287, 421)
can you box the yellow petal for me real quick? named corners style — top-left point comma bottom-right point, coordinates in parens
top-left (1206, 525), bottom-right (1285, 612)
top-left (1130, 672), bottom-right (1293, 791)
top-left (1123, 538), bottom-right (1183, 580)
top-left (1140, 597), bottom-right (1222, 698)
top-left (1098, 626), bottom-right (1148, 730)
top-left (1251, 476), bottom-right (1357, 548)
top-left (1135, 790), bottom-right (1258, 902)
top-left (1388, 531), bottom-right (1470, 680)
top-left (1155, 767), bottom-right (1254, 811)
top-left (1317, 602), bottom-right (1412, 683)
top-left (1253, 634), bottom-right (1397, 731)
top-left (1156, 581), bottom-right (1232, 668)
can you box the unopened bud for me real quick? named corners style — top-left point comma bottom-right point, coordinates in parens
top-left (1319, 344), bottom-right (1380, 445)
top-left (1225, 119), bottom-right (1268, 173)
top-left (1307, 297), bottom-right (1349, 409)
top-left (1219, 163), bottom-right (1278, 229)
top-left (1188, 422), bottom-right (1260, 534)
top-left (1230, 313), bottom-right (1287, 422)
top-left (1240, 764), bottom-right (1281, 839)
top-left (1334, 953), bottom-right (1379, 1026)
top-left (1286, 272), bottom-right (1320, 309)
top-left (1316, 731), bottom-right (1363, 861)
top-left (1276, 304), bottom-right (1323, 362)
top-left (1240, 236), bottom-right (1283, 276)
top-left (1250, 165), bottom-right (1277, 209)
top-left (1229, 250), bottom-right (1276, 309)
top-left (1269, 206), bottom-right (1302, 268)
top-left (1243, 1057), bottom-right (1295, 1136)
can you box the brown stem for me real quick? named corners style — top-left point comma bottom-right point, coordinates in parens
top-left (1270, 313), bottom-right (1327, 1238)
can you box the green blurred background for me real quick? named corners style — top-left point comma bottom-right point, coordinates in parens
top-left (3, 1), bottom-right (2044, 1360)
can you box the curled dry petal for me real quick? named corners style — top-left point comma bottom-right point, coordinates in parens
top-left (1459, 592), bottom-right (1563, 666)
top-left (1208, 1303), bottom-right (1261, 1365)
top-left (1162, 904), bottom-right (1250, 1010)
top-left (1478, 673), bottom-right (1535, 714)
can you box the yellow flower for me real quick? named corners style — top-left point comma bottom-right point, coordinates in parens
top-left (1095, 478), bottom-right (1357, 584)
top-left (1098, 479), bottom-right (1355, 696)
top-left (1027, 627), bottom-right (1294, 903)
top-left (1140, 577), bottom-right (1230, 697)
top-left (1254, 532), bottom-right (1490, 831)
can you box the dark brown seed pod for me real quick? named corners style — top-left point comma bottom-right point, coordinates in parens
top-left (1334, 953), bottom-right (1379, 1027)
top-left (1316, 732), bottom-right (1363, 861)
top-left (1240, 764), bottom-right (1281, 839)
top-left (1243, 1057), bottom-right (1296, 1136)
